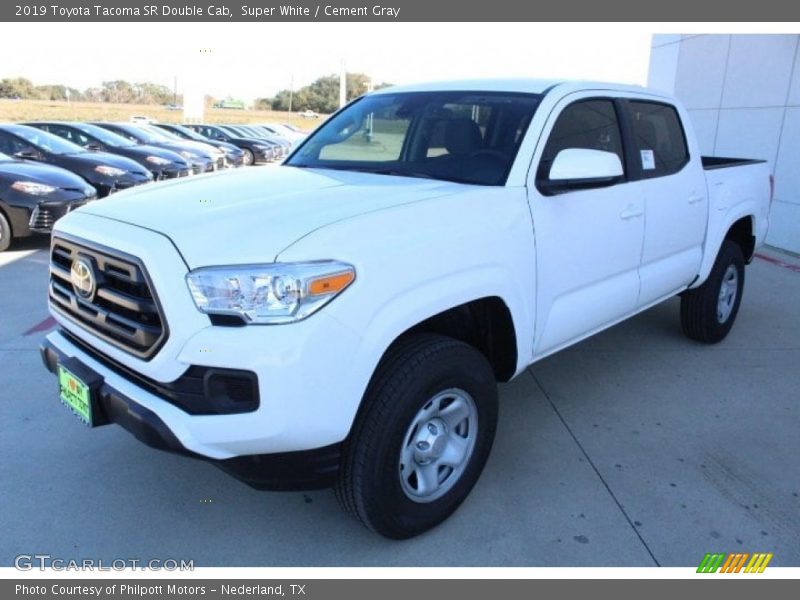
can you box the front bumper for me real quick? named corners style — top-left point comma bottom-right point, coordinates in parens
top-left (155, 166), bottom-right (192, 180)
top-left (93, 173), bottom-right (152, 197)
top-left (40, 335), bottom-right (342, 490)
top-left (255, 148), bottom-right (276, 163)
top-left (226, 154), bottom-right (245, 168)
top-left (43, 215), bottom-right (369, 488)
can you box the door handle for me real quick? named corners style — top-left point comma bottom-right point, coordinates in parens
top-left (620, 205), bottom-right (643, 220)
top-left (688, 194), bottom-right (704, 204)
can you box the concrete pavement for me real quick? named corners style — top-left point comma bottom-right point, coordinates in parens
top-left (0, 238), bottom-right (797, 566)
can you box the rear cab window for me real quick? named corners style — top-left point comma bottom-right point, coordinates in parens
top-left (626, 100), bottom-right (689, 178)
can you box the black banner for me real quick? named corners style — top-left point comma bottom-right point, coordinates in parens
top-left (4, 579), bottom-right (799, 600)
top-left (2, 0), bottom-right (800, 22)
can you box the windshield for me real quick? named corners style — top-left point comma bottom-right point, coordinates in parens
top-left (8, 125), bottom-right (86, 155)
top-left (287, 91), bottom-right (542, 185)
top-left (144, 125), bottom-right (180, 141)
top-left (74, 123), bottom-right (136, 147)
top-left (247, 126), bottom-right (276, 139)
top-left (167, 124), bottom-right (206, 142)
top-left (111, 125), bottom-right (164, 145)
top-left (220, 125), bottom-right (249, 137)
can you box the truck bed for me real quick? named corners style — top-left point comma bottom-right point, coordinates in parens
top-left (702, 156), bottom-right (766, 170)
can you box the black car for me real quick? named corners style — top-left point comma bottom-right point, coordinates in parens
top-left (153, 123), bottom-right (245, 168)
top-left (0, 125), bottom-right (152, 197)
top-left (0, 151), bottom-right (97, 251)
top-left (224, 124), bottom-right (292, 155)
top-left (184, 124), bottom-right (277, 165)
top-left (26, 122), bottom-right (192, 180)
top-left (91, 122), bottom-right (220, 174)
top-left (218, 125), bottom-right (289, 159)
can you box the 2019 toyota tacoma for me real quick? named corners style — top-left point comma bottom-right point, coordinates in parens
top-left (40, 80), bottom-right (772, 538)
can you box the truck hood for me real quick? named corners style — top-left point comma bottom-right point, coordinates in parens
top-left (76, 166), bottom-right (465, 268)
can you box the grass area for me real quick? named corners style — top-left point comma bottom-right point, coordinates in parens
top-left (0, 99), bottom-right (324, 130)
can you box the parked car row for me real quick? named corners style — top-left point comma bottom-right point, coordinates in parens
top-left (181, 123), bottom-right (304, 165)
top-left (0, 119), bottom-right (303, 251)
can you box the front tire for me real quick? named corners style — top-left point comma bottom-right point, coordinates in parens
top-left (242, 148), bottom-right (255, 166)
top-left (680, 240), bottom-right (745, 343)
top-left (336, 334), bottom-right (498, 539)
top-left (0, 211), bottom-right (12, 252)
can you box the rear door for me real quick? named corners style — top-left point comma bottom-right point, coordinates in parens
top-left (528, 95), bottom-right (645, 356)
top-left (623, 100), bottom-right (708, 305)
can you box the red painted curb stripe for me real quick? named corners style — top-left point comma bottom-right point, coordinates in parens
top-left (24, 316), bottom-right (56, 336)
top-left (755, 253), bottom-right (800, 273)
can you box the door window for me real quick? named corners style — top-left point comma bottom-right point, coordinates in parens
top-left (538, 99), bottom-right (625, 185)
top-left (627, 101), bottom-right (689, 178)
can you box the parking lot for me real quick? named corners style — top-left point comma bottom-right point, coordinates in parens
top-left (1, 238), bottom-right (798, 567)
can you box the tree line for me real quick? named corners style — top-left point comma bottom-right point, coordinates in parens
top-left (0, 77), bottom-right (179, 104)
top-left (255, 73), bottom-right (392, 114)
top-left (0, 73), bottom-right (392, 113)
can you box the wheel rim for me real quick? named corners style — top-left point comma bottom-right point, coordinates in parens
top-left (717, 264), bottom-right (739, 323)
top-left (398, 388), bottom-right (478, 503)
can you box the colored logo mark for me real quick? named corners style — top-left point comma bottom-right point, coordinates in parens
top-left (697, 552), bottom-right (773, 573)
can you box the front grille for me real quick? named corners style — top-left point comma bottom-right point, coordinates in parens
top-left (29, 200), bottom-right (92, 232)
top-left (48, 236), bottom-right (167, 360)
top-left (29, 206), bottom-right (55, 231)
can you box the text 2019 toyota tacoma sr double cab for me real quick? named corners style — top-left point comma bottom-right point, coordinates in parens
top-left (41, 80), bottom-right (772, 538)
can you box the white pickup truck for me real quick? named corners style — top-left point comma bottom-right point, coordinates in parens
top-left (41, 79), bottom-right (772, 539)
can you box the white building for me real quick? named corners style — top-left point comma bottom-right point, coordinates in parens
top-left (648, 34), bottom-right (799, 254)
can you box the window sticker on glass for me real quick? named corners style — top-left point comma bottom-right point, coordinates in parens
top-left (640, 149), bottom-right (656, 170)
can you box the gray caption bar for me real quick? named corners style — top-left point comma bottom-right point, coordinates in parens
top-left (2, 0), bottom-right (799, 21)
top-left (4, 579), bottom-right (797, 600)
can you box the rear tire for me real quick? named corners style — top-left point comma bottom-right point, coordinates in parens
top-left (0, 211), bottom-right (12, 252)
top-left (336, 333), bottom-right (498, 539)
top-left (680, 240), bottom-right (745, 343)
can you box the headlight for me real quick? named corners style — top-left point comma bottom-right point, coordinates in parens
top-left (146, 156), bottom-right (170, 165)
top-left (186, 261), bottom-right (355, 324)
top-left (94, 165), bottom-right (127, 177)
top-left (11, 181), bottom-right (56, 195)
top-left (179, 151), bottom-right (199, 160)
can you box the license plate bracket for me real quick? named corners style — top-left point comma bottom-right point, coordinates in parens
top-left (57, 357), bottom-right (107, 427)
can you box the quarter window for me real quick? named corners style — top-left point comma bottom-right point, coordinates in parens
top-left (627, 101), bottom-right (689, 178)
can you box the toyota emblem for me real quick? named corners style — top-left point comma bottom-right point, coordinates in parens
top-left (70, 257), bottom-right (96, 301)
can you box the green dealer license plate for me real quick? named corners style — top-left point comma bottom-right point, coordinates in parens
top-left (58, 365), bottom-right (93, 426)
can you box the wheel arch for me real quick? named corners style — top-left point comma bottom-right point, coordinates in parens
top-left (693, 212), bottom-right (756, 288)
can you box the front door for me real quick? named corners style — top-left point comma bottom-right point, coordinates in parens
top-left (528, 96), bottom-right (645, 356)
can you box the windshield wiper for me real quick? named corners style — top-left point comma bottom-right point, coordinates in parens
top-left (373, 169), bottom-right (482, 185)
top-left (290, 164), bottom-right (480, 185)
top-left (369, 168), bottom-right (439, 180)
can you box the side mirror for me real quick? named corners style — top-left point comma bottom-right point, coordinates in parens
top-left (540, 148), bottom-right (623, 194)
top-left (13, 148), bottom-right (40, 160)
top-left (85, 142), bottom-right (103, 151)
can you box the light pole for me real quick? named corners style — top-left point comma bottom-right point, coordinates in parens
top-left (339, 59), bottom-right (347, 109)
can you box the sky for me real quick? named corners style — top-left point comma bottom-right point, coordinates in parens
top-left (0, 23), bottom-right (654, 101)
